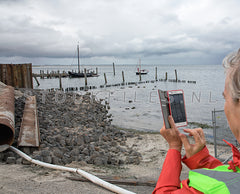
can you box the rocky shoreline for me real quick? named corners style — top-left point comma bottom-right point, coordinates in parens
top-left (0, 89), bottom-right (142, 166)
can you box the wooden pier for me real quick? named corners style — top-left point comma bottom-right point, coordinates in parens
top-left (33, 70), bottom-right (68, 79)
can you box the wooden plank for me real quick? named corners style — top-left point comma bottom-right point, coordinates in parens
top-left (67, 176), bottom-right (156, 187)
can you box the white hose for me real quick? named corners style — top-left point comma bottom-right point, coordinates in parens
top-left (10, 146), bottom-right (136, 194)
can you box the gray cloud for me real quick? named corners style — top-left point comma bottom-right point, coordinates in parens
top-left (0, 0), bottom-right (239, 64)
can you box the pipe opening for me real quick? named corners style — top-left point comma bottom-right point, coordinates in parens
top-left (0, 124), bottom-right (14, 146)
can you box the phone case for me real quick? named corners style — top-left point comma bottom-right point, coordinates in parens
top-left (158, 90), bottom-right (171, 129)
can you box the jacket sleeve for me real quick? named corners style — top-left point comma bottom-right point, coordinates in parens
top-left (153, 149), bottom-right (203, 194)
top-left (182, 146), bottom-right (223, 170)
top-left (153, 149), bottom-right (182, 193)
top-left (152, 149), bottom-right (182, 193)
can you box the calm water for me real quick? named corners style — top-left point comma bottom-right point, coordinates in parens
top-left (33, 64), bottom-right (226, 132)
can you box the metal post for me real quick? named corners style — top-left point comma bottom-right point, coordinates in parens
top-left (77, 44), bottom-right (80, 73)
top-left (212, 109), bottom-right (217, 158)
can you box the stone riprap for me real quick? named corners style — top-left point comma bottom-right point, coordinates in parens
top-left (0, 89), bottom-right (142, 166)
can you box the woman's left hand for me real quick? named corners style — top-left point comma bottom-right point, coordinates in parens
top-left (160, 116), bottom-right (182, 152)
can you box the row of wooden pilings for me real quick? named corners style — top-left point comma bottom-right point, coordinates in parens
top-left (48, 78), bottom-right (196, 92)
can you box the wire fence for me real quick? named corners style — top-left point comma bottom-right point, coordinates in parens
top-left (212, 109), bottom-right (239, 161)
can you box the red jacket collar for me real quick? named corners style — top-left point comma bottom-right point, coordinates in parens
top-left (223, 139), bottom-right (240, 172)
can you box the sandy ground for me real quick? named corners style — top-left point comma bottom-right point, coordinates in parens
top-left (0, 133), bottom-right (231, 194)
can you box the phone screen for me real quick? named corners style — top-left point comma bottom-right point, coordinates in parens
top-left (169, 93), bottom-right (186, 123)
top-left (168, 90), bottom-right (187, 127)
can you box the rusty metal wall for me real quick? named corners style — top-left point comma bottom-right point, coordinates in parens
top-left (0, 63), bottom-right (33, 88)
top-left (0, 85), bottom-right (15, 146)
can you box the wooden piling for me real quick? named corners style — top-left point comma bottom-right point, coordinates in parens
top-left (104, 73), bottom-right (107, 84)
top-left (59, 74), bottom-right (62, 90)
top-left (122, 71), bottom-right (125, 83)
top-left (155, 67), bottom-right (157, 80)
top-left (113, 63), bottom-right (115, 76)
top-left (40, 70), bottom-right (44, 79)
top-left (175, 69), bottom-right (178, 82)
top-left (139, 71), bottom-right (142, 81)
top-left (84, 68), bottom-right (87, 86)
top-left (33, 74), bottom-right (40, 86)
top-left (96, 67), bottom-right (98, 75)
top-left (165, 72), bottom-right (168, 81)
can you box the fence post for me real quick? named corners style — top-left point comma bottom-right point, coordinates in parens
top-left (212, 109), bottom-right (217, 158)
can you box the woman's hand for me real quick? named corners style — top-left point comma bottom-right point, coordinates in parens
top-left (160, 116), bottom-right (182, 152)
top-left (179, 128), bottom-right (206, 158)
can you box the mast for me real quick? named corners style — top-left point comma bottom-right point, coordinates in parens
top-left (77, 44), bottom-right (80, 73)
top-left (139, 58), bottom-right (141, 71)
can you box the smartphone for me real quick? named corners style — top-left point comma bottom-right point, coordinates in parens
top-left (158, 89), bottom-right (187, 128)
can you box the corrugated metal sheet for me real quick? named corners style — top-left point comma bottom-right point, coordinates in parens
top-left (0, 63), bottom-right (33, 88)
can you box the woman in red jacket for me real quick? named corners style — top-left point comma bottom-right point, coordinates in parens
top-left (153, 49), bottom-right (240, 194)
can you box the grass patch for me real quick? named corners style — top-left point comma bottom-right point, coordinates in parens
top-left (188, 122), bottom-right (213, 129)
top-left (113, 125), bottom-right (159, 135)
top-left (93, 164), bottom-right (128, 174)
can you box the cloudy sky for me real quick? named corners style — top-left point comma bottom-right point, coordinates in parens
top-left (0, 0), bottom-right (240, 65)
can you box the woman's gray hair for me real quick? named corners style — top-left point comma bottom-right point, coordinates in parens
top-left (223, 49), bottom-right (240, 102)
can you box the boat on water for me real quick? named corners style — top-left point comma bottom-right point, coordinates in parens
top-left (68, 44), bottom-right (98, 78)
top-left (136, 68), bottom-right (149, 75)
top-left (68, 69), bottom-right (98, 78)
top-left (136, 59), bottom-right (149, 75)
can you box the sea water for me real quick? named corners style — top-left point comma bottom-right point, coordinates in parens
top-left (32, 64), bottom-right (225, 134)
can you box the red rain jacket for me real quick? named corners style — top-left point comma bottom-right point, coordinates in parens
top-left (153, 140), bottom-right (240, 193)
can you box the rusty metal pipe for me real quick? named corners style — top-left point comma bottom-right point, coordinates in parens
top-left (0, 85), bottom-right (15, 146)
